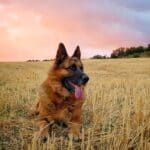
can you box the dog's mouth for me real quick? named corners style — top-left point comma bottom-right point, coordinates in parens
top-left (62, 78), bottom-right (83, 99)
top-left (69, 82), bottom-right (83, 99)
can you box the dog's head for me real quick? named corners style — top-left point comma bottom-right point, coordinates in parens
top-left (53, 43), bottom-right (89, 99)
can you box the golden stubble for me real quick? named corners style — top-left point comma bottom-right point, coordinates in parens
top-left (0, 58), bottom-right (150, 150)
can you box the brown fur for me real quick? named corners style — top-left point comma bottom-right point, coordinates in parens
top-left (34, 43), bottom-right (87, 142)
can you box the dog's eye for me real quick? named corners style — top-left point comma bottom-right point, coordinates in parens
top-left (80, 66), bottom-right (84, 71)
top-left (68, 65), bottom-right (77, 71)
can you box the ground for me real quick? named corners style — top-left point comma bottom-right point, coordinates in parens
top-left (0, 58), bottom-right (150, 150)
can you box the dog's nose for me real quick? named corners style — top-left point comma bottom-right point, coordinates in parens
top-left (82, 74), bottom-right (89, 84)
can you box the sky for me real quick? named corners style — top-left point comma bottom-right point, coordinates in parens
top-left (0, 0), bottom-right (150, 61)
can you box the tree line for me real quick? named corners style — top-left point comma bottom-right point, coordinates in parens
top-left (27, 44), bottom-right (150, 61)
top-left (111, 44), bottom-right (150, 58)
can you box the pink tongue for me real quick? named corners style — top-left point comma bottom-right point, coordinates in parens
top-left (74, 85), bottom-right (83, 99)
top-left (70, 83), bottom-right (83, 99)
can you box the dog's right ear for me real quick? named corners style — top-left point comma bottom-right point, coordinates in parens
top-left (55, 43), bottom-right (68, 65)
top-left (72, 46), bottom-right (81, 59)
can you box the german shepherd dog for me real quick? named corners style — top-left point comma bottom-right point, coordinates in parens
top-left (35, 43), bottom-right (89, 142)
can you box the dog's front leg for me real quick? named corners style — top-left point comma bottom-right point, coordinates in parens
top-left (37, 116), bottom-right (54, 143)
top-left (68, 104), bottom-right (82, 142)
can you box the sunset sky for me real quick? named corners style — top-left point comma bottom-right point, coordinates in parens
top-left (0, 0), bottom-right (150, 61)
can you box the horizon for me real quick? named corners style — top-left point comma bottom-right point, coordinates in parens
top-left (0, 0), bottom-right (150, 61)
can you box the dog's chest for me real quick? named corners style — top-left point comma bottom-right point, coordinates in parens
top-left (54, 98), bottom-right (75, 112)
top-left (54, 96), bottom-right (83, 112)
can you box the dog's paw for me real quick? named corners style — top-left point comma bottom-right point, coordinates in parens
top-left (68, 133), bottom-right (82, 142)
top-left (35, 131), bottom-right (49, 143)
top-left (33, 132), bottom-right (48, 143)
top-left (40, 136), bottom-right (48, 143)
top-left (55, 120), bottom-right (68, 128)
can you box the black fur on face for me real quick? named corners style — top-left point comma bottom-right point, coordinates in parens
top-left (62, 64), bottom-right (89, 93)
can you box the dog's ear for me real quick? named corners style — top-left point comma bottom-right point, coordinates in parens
top-left (72, 46), bottom-right (81, 59)
top-left (55, 43), bottom-right (68, 65)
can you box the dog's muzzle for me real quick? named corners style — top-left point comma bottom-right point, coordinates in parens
top-left (81, 74), bottom-right (89, 85)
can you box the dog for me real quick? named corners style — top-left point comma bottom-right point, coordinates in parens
top-left (34, 43), bottom-right (89, 142)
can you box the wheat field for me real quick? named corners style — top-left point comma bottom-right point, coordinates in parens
top-left (0, 58), bottom-right (150, 150)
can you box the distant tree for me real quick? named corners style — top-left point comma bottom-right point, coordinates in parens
top-left (111, 44), bottom-right (150, 58)
top-left (111, 50), bottom-right (118, 58)
top-left (91, 55), bottom-right (107, 59)
top-left (27, 60), bottom-right (40, 62)
top-left (147, 44), bottom-right (150, 51)
top-left (135, 46), bottom-right (144, 53)
top-left (133, 53), bottom-right (140, 58)
top-left (43, 59), bottom-right (50, 61)
top-left (111, 47), bottom-right (125, 58)
top-left (27, 60), bottom-right (32, 62)
top-left (126, 47), bottom-right (135, 55)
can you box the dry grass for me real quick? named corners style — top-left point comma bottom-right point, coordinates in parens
top-left (0, 58), bottom-right (150, 150)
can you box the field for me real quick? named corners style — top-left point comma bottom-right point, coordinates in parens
top-left (0, 58), bottom-right (150, 150)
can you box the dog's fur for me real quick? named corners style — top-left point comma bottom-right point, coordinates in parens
top-left (34, 43), bottom-right (89, 142)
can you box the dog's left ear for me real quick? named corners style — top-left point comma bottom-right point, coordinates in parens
top-left (72, 46), bottom-right (81, 59)
top-left (55, 43), bottom-right (68, 65)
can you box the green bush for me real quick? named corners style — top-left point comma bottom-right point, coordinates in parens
top-left (133, 53), bottom-right (140, 58)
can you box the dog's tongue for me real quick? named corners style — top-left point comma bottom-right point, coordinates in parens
top-left (74, 85), bottom-right (83, 99)
top-left (70, 83), bottom-right (83, 99)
